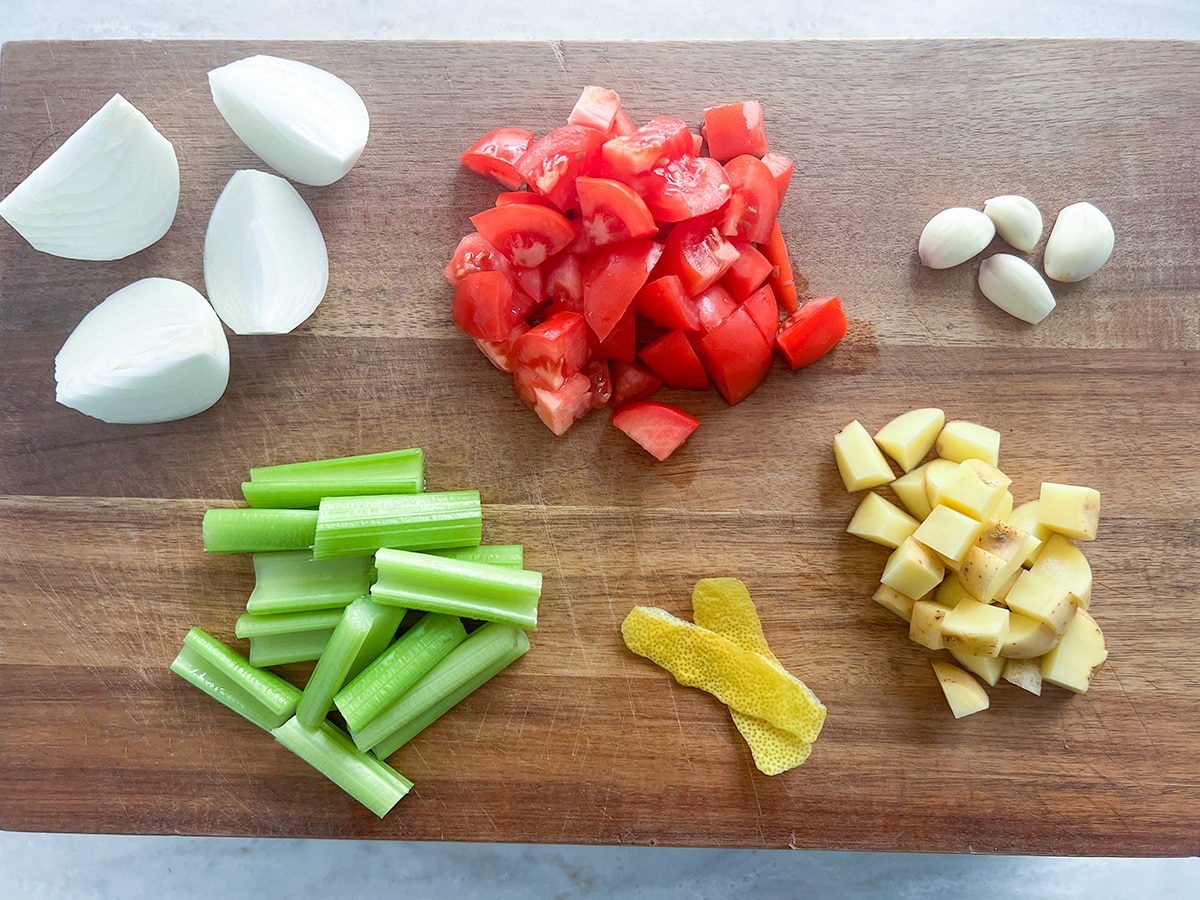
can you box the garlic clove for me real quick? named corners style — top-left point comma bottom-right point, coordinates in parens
top-left (918, 207), bottom-right (996, 269)
top-left (1043, 201), bottom-right (1115, 282)
top-left (978, 253), bottom-right (1056, 325)
top-left (209, 55), bottom-right (370, 186)
top-left (983, 195), bottom-right (1043, 253)
top-left (55, 278), bottom-right (229, 424)
top-left (0, 94), bottom-right (179, 260)
top-left (204, 170), bottom-right (330, 335)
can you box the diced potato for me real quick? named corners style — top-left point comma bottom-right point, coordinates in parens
top-left (935, 420), bottom-right (1001, 465)
top-left (1002, 569), bottom-right (1079, 635)
top-left (912, 504), bottom-right (985, 565)
top-left (931, 660), bottom-right (990, 718)
top-left (922, 457), bottom-right (962, 508)
top-left (1002, 657), bottom-right (1043, 695)
top-left (939, 460), bottom-right (1010, 520)
top-left (934, 571), bottom-right (973, 609)
top-left (962, 458), bottom-right (1012, 490)
top-left (873, 407), bottom-right (945, 472)
top-left (834, 420), bottom-right (895, 491)
top-left (1029, 533), bottom-right (1093, 608)
top-left (1037, 482), bottom-right (1101, 541)
top-left (999, 610), bottom-right (1060, 659)
top-left (890, 464), bottom-right (934, 520)
top-left (992, 567), bottom-right (1021, 602)
top-left (958, 520), bottom-right (1029, 602)
top-left (940, 597), bottom-right (1010, 657)
top-left (846, 492), bottom-right (920, 549)
top-left (948, 644), bottom-right (1005, 686)
top-left (1005, 500), bottom-right (1051, 566)
top-left (881, 536), bottom-right (946, 601)
top-left (872, 584), bottom-right (918, 623)
top-left (909, 599), bottom-right (954, 650)
top-left (1040, 609), bottom-right (1107, 693)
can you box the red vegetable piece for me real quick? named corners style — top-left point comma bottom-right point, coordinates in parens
top-left (720, 154), bottom-right (780, 244)
top-left (444, 232), bottom-right (512, 287)
top-left (634, 274), bottom-right (700, 331)
top-left (595, 302), bottom-right (638, 362)
top-left (609, 107), bottom-right (636, 138)
top-left (721, 240), bottom-right (773, 302)
top-left (691, 132), bottom-right (704, 156)
top-left (692, 283), bottom-right (738, 334)
top-left (702, 101), bottom-right (768, 162)
top-left (627, 155), bottom-right (733, 223)
top-left (740, 284), bottom-right (780, 345)
top-left (761, 151), bottom-right (794, 203)
top-left (453, 270), bottom-right (530, 342)
top-left (515, 368), bottom-right (594, 435)
top-left (658, 215), bottom-right (740, 295)
top-left (512, 265), bottom-right (546, 304)
top-left (582, 238), bottom-right (664, 342)
top-left (775, 296), bottom-right (848, 370)
top-left (473, 322), bottom-right (530, 373)
top-left (469, 204), bottom-right (577, 269)
top-left (512, 310), bottom-right (590, 388)
top-left (697, 307), bottom-right (774, 406)
top-left (612, 401), bottom-right (700, 461)
top-left (516, 124), bottom-right (607, 211)
top-left (583, 358), bottom-right (613, 408)
top-left (638, 329), bottom-right (709, 390)
top-left (601, 115), bottom-right (693, 178)
top-left (576, 176), bottom-right (657, 247)
top-left (610, 360), bottom-right (663, 408)
top-left (761, 220), bottom-right (800, 314)
top-left (568, 86), bottom-right (623, 133)
top-left (543, 252), bottom-right (584, 309)
top-left (460, 127), bottom-right (535, 190)
top-left (495, 191), bottom-right (562, 211)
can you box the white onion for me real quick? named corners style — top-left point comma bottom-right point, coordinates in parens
top-left (208, 55), bottom-right (370, 186)
top-left (0, 94), bottom-right (179, 260)
top-left (204, 170), bottom-right (329, 335)
top-left (55, 278), bottom-right (230, 424)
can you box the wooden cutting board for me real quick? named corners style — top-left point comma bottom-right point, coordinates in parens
top-left (1, 39), bottom-right (1197, 856)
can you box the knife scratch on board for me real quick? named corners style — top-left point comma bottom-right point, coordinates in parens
top-left (548, 40), bottom-right (568, 77)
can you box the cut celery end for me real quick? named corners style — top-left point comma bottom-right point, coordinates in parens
top-left (371, 547), bottom-right (541, 630)
top-left (272, 716), bottom-right (413, 818)
top-left (249, 448), bottom-right (424, 486)
top-left (203, 509), bottom-right (318, 554)
top-left (334, 612), bottom-right (468, 734)
top-left (236, 608), bottom-right (348, 638)
top-left (427, 544), bottom-right (524, 569)
top-left (248, 629), bottom-right (335, 667)
top-left (295, 597), bottom-right (404, 728)
top-left (352, 622), bottom-right (530, 754)
top-left (170, 627), bottom-right (301, 730)
top-left (311, 492), bottom-right (482, 560)
top-left (245, 551), bottom-right (372, 615)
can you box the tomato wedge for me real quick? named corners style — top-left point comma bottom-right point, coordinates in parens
top-left (625, 155), bottom-right (733, 223)
top-left (453, 270), bottom-right (536, 342)
top-left (515, 124), bottom-right (607, 211)
top-left (702, 101), bottom-right (768, 162)
top-left (576, 176), bottom-right (657, 247)
top-left (697, 307), bottom-right (774, 405)
top-left (473, 322), bottom-right (530, 373)
top-left (601, 115), bottom-right (693, 178)
top-left (495, 190), bottom-right (562, 210)
top-left (460, 127), bottom-right (535, 190)
top-left (543, 252), bottom-right (584, 308)
top-left (568, 85), bottom-right (623, 132)
top-left (761, 220), bottom-right (802, 314)
top-left (512, 310), bottom-right (591, 388)
top-left (761, 151), bottom-right (794, 203)
top-left (638, 329), bottom-right (709, 390)
top-left (515, 368), bottom-right (594, 436)
top-left (721, 240), bottom-right (773, 301)
top-left (775, 296), bottom-right (848, 370)
top-left (612, 401), bottom-right (700, 461)
top-left (470, 203), bottom-right (577, 269)
top-left (610, 360), bottom-right (663, 408)
top-left (582, 238), bottom-right (663, 342)
top-left (634, 274), bottom-right (700, 331)
top-left (740, 284), bottom-right (779, 345)
top-left (692, 284), bottom-right (738, 334)
top-left (444, 232), bottom-right (512, 287)
top-left (658, 215), bottom-right (740, 295)
top-left (720, 154), bottom-right (780, 244)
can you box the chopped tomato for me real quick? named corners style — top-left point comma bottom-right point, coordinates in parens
top-left (610, 360), bottom-right (663, 408)
top-left (594, 303), bottom-right (638, 362)
top-left (601, 115), bottom-right (692, 177)
top-left (720, 154), bottom-right (779, 244)
top-left (576, 176), bottom-right (657, 246)
top-left (692, 283), bottom-right (738, 334)
top-left (638, 329), bottom-right (709, 390)
top-left (444, 232), bottom-right (511, 287)
top-left (775, 296), bottom-right (848, 370)
top-left (697, 307), bottom-right (774, 405)
top-left (460, 127), bottom-right (535, 190)
top-left (702, 101), bottom-right (768, 162)
top-left (515, 368), bottom-right (594, 436)
top-left (568, 86), bottom-right (623, 132)
top-left (740, 284), bottom-right (779, 345)
top-left (473, 322), bottom-right (530, 373)
top-left (612, 401), bottom-right (700, 461)
top-left (625, 155), bottom-right (733, 223)
top-left (761, 151), bottom-right (794, 202)
top-left (495, 190), bottom-right (562, 211)
top-left (658, 215), bottom-right (740, 295)
top-left (721, 240), bottom-right (773, 302)
top-left (453, 270), bottom-right (534, 342)
top-left (634, 274), bottom-right (700, 331)
top-left (609, 107), bottom-right (637, 137)
top-left (470, 203), bottom-right (577, 269)
top-left (543, 252), bottom-right (584, 309)
top-left (515, 124), bottom-right (607, 211)
top-left (512, 265), bottom-right (546, 304)
top-left (583, 358), bottom-right (613, 408)
top-left (761, 220), bottom-right (801, 314)
top-left (512, 310), bottom-right (591, 388)
top-left (582, 238), bottom-right (663, 342)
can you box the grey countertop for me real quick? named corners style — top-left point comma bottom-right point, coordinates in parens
top-left (3, 2), bottom-right (1199, 897)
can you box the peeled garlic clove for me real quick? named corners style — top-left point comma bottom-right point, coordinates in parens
top-left (0, 94), bottom-right (179, 260)
top-left (983, 194), bottom-right (1043, 252)
top-left (1043, 201), bottom-right (1114, 282)
top-left (209, 55), bottom-right (370, 186)
top-left (55, 278), bottom-right (229, 424)
top-left (978, 253), bottom-right (1056, 325)
top-left (918, 207), bottom-right (996, 269)
top-left (204, 170), bottom-right (329, 335)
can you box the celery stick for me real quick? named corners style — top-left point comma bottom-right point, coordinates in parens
top-left (426, 544), bottom-right (524, 568)
top-left (272, 716), bottom-right (412, 818)
top-left (170, 627), bottom-right (301, 730)
top-left (295, 597), bottom-right (404, 728)
top-left (248, 448), bottom-right (424, 487)
top-left (352, 622), bottom-right (529, 755)
top-left (346, 601), bottom-right (407, 683)
top-left (371, 548), bottom-right (541, 630)
top-left (202, 508), bottom-right (318, 553)
top-left (311, 491), bottom-right (482, 560)
top-left (245, 551), bottom-right (372, 615)
top-left (248, 629), bottom-right (335, 667)
top-left (334, 613), bottom-right (468, 733)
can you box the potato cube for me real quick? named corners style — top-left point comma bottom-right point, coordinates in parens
top-left (934, 571), bottom-right (973, 608)
top-left (1037, 482), bottom-right (1101, 541)
top-left (1029, 533), bottom-right (1093, 608)
top-left (938, 461), bottom-right (1010, 520)
top-left (922, 457), bottom-right (962, 508)
top-left (948, 644), bottom-right (1005, 686)
top-left (912, 504), bottom-right (985, 565)
top-left (1002, 657), bottom-right (1043, 695)
top-left (910, 599), bottom-right (954, 650)
top-left (931, 660), bottom-right (990, 718)
top-left (999, 610), bottom-right (1060, 659)
top-left (1003, 569), bottom-right (1080, 636)
top-left (941, 597), bottom-right (1010, 657)
top-left (890, 464), bottom-right (934, 520)
top-left (872, 584), bottom-right (918, 623)
top-left (873, 407), bottom-right (945, 472)
top-left (962, 458), bottom-right (1012, 490)
top-left (847, 492), bottom-right (920, 548)
top-left (1004, 499), bottom-right (1051, 566)
top-left (935, 420), bottom-right (1001, 465)
top-left (834, 420), bottom-right (895, 491)
top-left (1040, 609), bottom-right (1107, 693)
top-left (958, 520), bottom-right (1029, 602)
top-left (881, 536), bottom-right (945, 601)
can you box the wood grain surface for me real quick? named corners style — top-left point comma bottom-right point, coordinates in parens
top-left (1, 39), bottom-right (1198, 855)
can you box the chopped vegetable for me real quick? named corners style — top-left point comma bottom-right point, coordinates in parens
top-left (243, 448), bottom-right (425, 509)
top-left (202, 508), bottom-right (319, 553)
top-left (775, 296), bottom-right (849, 370)
top-left (612, 401), bottom-right (700, 461)
top-left (426, 544), bottom-right (525, 568)
top-left (245, 551), bottom-right (372, 615)
top-left (236, 608), bottom-right (345, 667)
top-left (310, 491), bottom-right (482, 559)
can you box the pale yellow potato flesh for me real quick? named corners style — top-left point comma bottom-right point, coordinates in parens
top-left (948, 644), bottom-right (1005, 686)
top-left (912, 503), bottom-right (986, 564)
top-left (935, 420), bottom-right (1001, 465)
top-left (1004, 499), bottom-right (1051, 566)
top-left (939, 461), bottom-right (1010, 520)
top-left (891, 463), bottom-right (935, 520)
top-left (1029, 533), bottom-right (1093, 608)
top-left (1002, 657), bottom-right (1043, 695)
top-left (999, 609), bottom-right (1061, 659)
top-left (846, 492), bottom-right (920, 549)
top-left (1040, 608), bottom-right (1107, 693)
top-left (962, 458), bottom-right (1012, 490)
top-left (922, 457), bottom-right (963, 508)
top-left (909, 599), bottom-right (954, 651)
top-left (834, 420), bottom-right (895, 491)
top-left (1038, 482), bottom-right (1101, 541)
top-left (934, 571), bottom-right (973, 608)
top-left (931, 660), bottom-right (990, 718)
top-left (1003, 569), bottom-right (1079, 635)
top-left (873, 407), bottom-right (945, 472)
top-left (882, 536), bottom-right (945, 600)
top-left (958, 520), bottom-right (1029, 602)
top-left (940, 597), bottom-right (1010, 657)
top-left (872, 584), bottom-right (918, 623)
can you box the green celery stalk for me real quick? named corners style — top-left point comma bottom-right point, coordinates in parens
top-left (245, 551), bottom-right (373, 615)
top-left (248, 629), bottom-right (335, 667)
top-left (295, 597), bottom-right (404, 728)
top-left (170, 627), bottom-right (301, 730)
top-left (426, 544), bottom-right (524, 568)
top-left (236, 608), bottom-right (348, 638)
top-left (271, 716), bottom-right (413, 818)
top-left (311, 492), bottom-right (482, 560)
top-left (352, 622), bottom-right (530, 755)
top-left (203, 509), bottom-right (318, 553)
top-left (333, 612), bottom-right (468, 733)
top-left (370, 548), bottom-right (541, 630)
top-left (243, 447), bottom-right (425, 508)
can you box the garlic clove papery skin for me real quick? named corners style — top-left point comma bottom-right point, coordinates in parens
top-left (1043, 201), bottom-right (1115, 282)
top-left (203, 170), bottom-right (329, 335)
top-left (208, 55), bottom-right (370, 186)
top-left (978, 253), bottom-right (1057, 325)
top-left (983, 195), bottom-right (1043, 253)
top-left (0, 94), bottom-right (179, 260)
top-left (54, 278), bottom-right (230, 424)
top-left (918, 207), bottom-right (996, 269)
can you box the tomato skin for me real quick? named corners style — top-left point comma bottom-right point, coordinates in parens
top-left (601, 115), bottom-right (692, 177)
top-left (515, 368), bottom-right (594, 435)
top-left (469, 203), bottom-right (577, 269)
top-left (692, 283), bottom-right (738, 334)
top-left (740, 284), bottom-right (780, 345)
top-left (658, 215), bottom-right (741, 295)
top-left (582, 238), bottom-right (664, 342)
top-left (775, 296), bottom-right (848, 370)
top-left (512, 310), bottom-right (591, 388)
top-left (609, 107), bottom-right (637, 137)
top-left (634, 274), bottom-right (700, 331)
top-left (720, 154), bottom-right (780, 245)
top-left (702, 101), bottom-right (768, 162)
top-left (473, 322), bottom-right (530, 373)
top-left (512, 265), bottom-right (546, 304)
top-left (761, 151), bottom-right (794, 203)
top-left (516, 125), bottom-right (607, 211)
top-left (595, 303), bottom-right (638, 362)
top-left (610, 360), bottom-right (663, 408)
top-left (460, 127), bottom-right (536, 190)
top-left (638, 328), bottom-right (709, 390)
top-left (721, 240), bottom-right (773, 301)
top-left (495, 190), bottom-right (562, 211)
top-left (612, 401), bottom-right (700, 461)
top-left (625, 155), bottom-right (733, 223)
top-left (576, 176), bottom-right (657, 247)
top-left (543, 252), bottom-right (584, 309)
top-left (761, 220), bottom-right (801, 314)
top-left (568, 85), bottom-right (623, 132)
top-left (454, 270), bottom-right (530, 342)
top-left (583, 357), bottom-right (613, 408)
top-left (445, 232), bottom-right (512, 287)
top-left (697, 306), bottom-right (774, 405)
